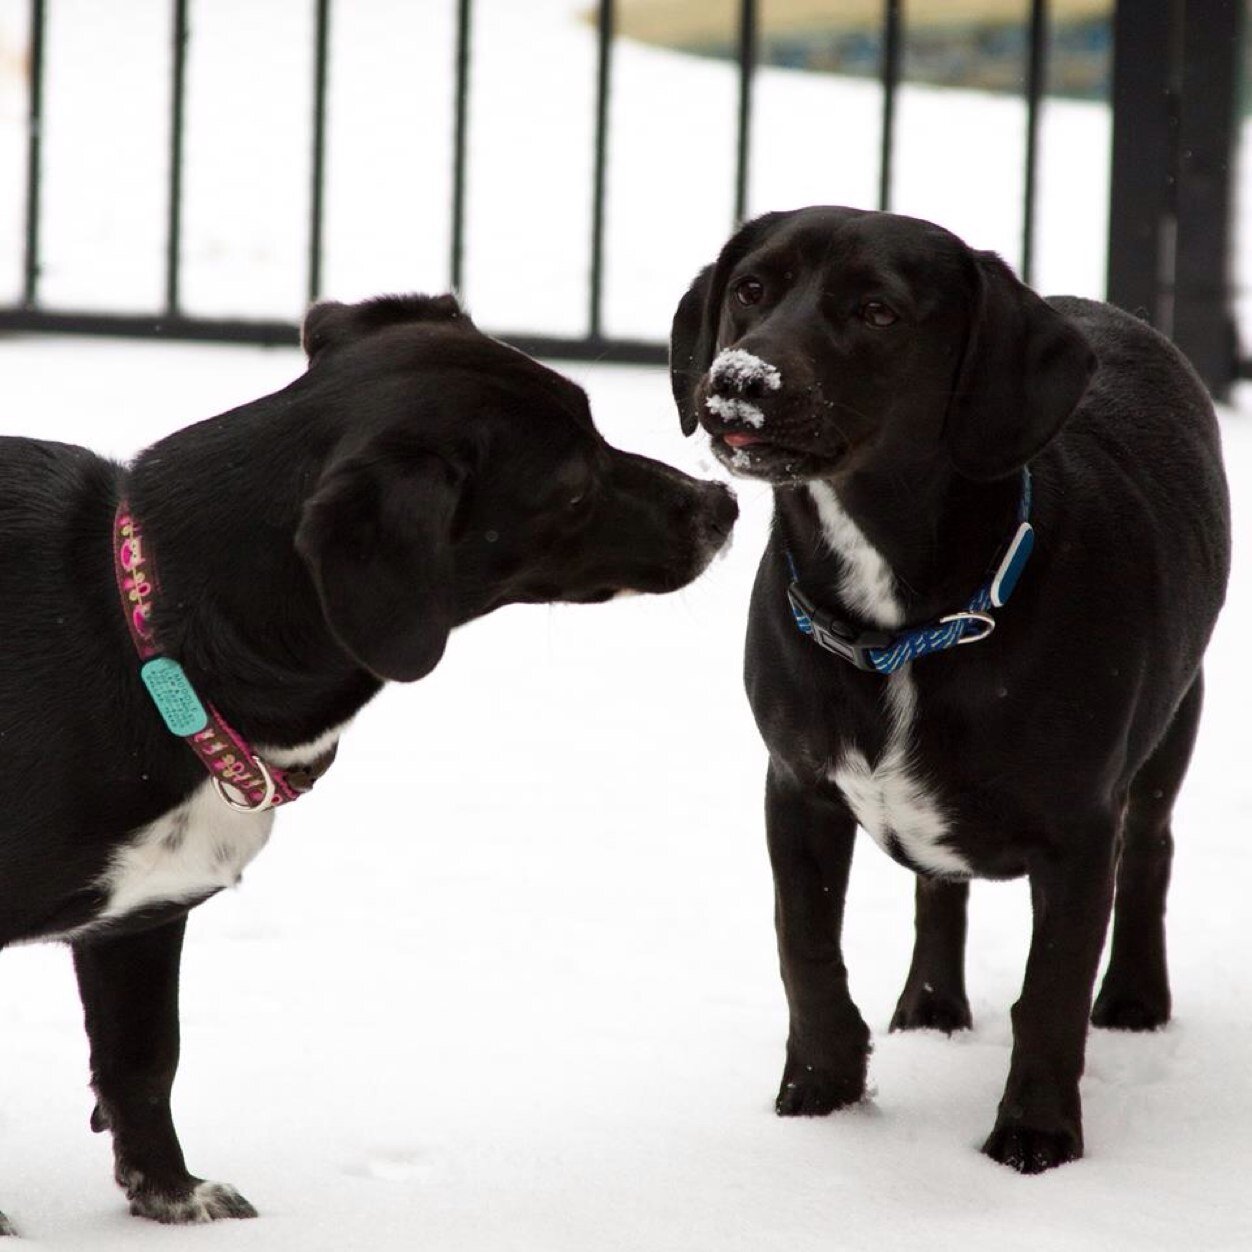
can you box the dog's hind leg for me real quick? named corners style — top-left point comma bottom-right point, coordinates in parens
top-left (73, 918), bottom-right (256, 1224)
top-left (982, 822), bottom-right (1117, 1173)
top-left (1092, 674), bottom-right (1203, 1031)
top-left (766, 762), bottom-right (872, 1116)
top-left (890, 877), bottom-right (973, 1033)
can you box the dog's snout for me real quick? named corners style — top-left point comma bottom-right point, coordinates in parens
top-left (704, 481), bottom-right (739, 537)
top-left (707, 348), bottom-right (783, 401)
top-left (721, 372), bottom-right (766, 400)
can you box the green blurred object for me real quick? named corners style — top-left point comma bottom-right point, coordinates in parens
top-left (610, 0), bottom-right (1114, 99)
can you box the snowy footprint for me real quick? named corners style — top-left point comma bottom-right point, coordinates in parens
top-left (346, 1149), bottom-right (439, 1185)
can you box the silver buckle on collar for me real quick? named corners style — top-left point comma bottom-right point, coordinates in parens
top-left (212, 756), bottom-right (279, 812)
top-left (938, 610), bottom-right (996, 645)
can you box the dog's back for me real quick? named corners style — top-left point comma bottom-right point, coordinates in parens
top-left (1037, 297), bottom-right (1228, 736)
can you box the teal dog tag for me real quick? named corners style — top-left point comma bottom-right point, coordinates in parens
top-left (140, 657), bottom-right (209, 737)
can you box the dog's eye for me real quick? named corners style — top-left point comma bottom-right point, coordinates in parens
top-left (733, 278), bottom-right (764, 307)
top-left (860, 301), bottom-right (899, 328)
top-left (567, 493), bottom-right (585, 509)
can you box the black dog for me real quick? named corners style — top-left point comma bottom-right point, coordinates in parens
top-left (0, 293), bottom-right (736, 1233)
top-left (670, 206), bottom-right (1229, 1173)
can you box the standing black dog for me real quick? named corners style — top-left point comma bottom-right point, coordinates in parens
top-left (0, 293), bottom-right (736, 1233)
top-left (669, 206), bottom-right (1229, 1173)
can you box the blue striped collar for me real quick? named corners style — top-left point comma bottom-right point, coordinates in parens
top-left (785, 469), bottom-right (1034, 675)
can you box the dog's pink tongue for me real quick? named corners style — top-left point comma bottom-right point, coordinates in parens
top-left (723, 431), bottom-right (764, 448)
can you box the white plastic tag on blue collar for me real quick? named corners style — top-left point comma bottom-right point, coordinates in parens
top-left (990, 522), bottom-right (1035, 608)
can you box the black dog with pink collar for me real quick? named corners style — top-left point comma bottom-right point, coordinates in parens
top-left (0, 292), bottom-right (735, 1236)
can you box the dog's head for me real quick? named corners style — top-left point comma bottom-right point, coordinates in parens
top-left (294, 294), bottom-right (737, 683)
top-left (670, 206), bottom-right (1094, 486)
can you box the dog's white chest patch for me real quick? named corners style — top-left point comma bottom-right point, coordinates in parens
top-left (807, 481), bottom-right (903, 628)
top-left (830, 668), bottom-right (971, 878)
top-left (801, 483), bottom-right (969, 876)
top-left (91, 723), bottom-right (349, 928)
top-left (97, 781), bottom-right (275, 923)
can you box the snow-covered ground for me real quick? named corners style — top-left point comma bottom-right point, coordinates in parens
top-left (1, 2), bottom-right (1250, 1249)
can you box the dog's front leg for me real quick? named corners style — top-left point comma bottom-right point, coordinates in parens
top-left (73, 918), bottom-right (256, 1224)
top-left (766, 761), bottom-right (870, 1115)
top-left (982, 828), bottom-right (1117, 1173)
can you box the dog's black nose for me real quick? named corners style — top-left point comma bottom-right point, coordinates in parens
top-left (707, 347), bottom-right (783, 401)
top-left (702, 480), bottom-right (739, 540)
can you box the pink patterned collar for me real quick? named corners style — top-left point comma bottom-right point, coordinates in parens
top-left (113, 503), bottom-right (335, 812)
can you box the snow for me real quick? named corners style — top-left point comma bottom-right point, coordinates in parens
top-left (704, 350), bottom-right (784, 428)
top-left (1, 2), bottom-right (1251, 1249)
top-left (704, 392), bottom-right (766, 427)
top-left (709, 349), bottom-right (784, 396)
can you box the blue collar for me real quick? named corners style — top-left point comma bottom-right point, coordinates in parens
top-left (785, 469), bottom-right (1034, 675)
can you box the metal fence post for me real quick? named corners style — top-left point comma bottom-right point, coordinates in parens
top-left (165, 0), bottom-right (190, 318)
top-left (1108, 0), bottom-right (1242, 399)
top-left (23, 0), bottom-right (46, 308)
top-left (589, 0), bottom-right (614, 340)
top-left (1172, 0), bottom-right (1242, 397)
top-left (308, 0), bottom-right (331, 308)
top-left (449, 0), bottom-right (472, 297)
top-left (733, 0), bottom-right (757, 226)
top-left (1020, 0), bottom-right (1047, 286)
top-left (878, 0), bottom-right (901, 212)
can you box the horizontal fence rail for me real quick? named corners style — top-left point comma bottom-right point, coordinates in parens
top-left (0, 0), bottom-right (1239, 392)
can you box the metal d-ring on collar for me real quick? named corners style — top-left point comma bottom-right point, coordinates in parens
top-left (113, 503), bottom-right (334, 812)
top-left (785, 469), bottom-right (1035, 675)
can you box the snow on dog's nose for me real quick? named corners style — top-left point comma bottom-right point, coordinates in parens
top-left (705, 348), bottom-right (783, 429)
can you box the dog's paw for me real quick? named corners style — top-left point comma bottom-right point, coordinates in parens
top-left (775, 1058), bottom-right (867, 1116)
top-left (128, 1180), bottom-right (257, 1225)
top-left (889, 985), bottom-right (972, 1034)
top-left (0, 1209), bottom-right (17, 1237)
top-left (1091, 988), bottom-right (1170, 1032)
top-left (981, 1123), bottom-right (1081, 1175)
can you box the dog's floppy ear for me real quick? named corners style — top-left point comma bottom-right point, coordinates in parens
top-left (944, 252), bottom-right (1095, 481)
top-left (296, 445), bottom-right (463, 682)
top-left (669, 265), bottom-right (718, 437)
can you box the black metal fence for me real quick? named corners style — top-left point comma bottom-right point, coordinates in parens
top-left (0, 0), bottom-right (1245, 395)
top-left (1107, 0), bottom-right (1244, 397)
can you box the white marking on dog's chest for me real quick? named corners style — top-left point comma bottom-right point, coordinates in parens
top-left (807, 482), bottom-right (903, 628)
top-left (96, 781), bottom-right (275, 923)
top-left (830, 673), bottom-right (971, 878)
top-left (803, 485), bottom-right (970, 877)
top-left (93, 724), bottom-right (350, 927)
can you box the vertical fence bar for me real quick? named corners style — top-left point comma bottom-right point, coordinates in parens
top-left (588, 0), bottom-right (613, 340)
top-left (733, 0), bottom-right (757, 225)
top-left (1020, 0), bottom-right (1047, 284)
top-left (1173, 0), bottom-right (1242, 396)
top-left (308, 0), bottom-right (330, 306)
top-left (878, 0), bottom-right (901, 212)
top-left (1106, 0), bottom-right (1174, 326)
top-left (449, 0), bottom-right (472, 295)
top-left (22, 0), bottom-right (46, 307)
top-left (165, 0), bottom-right (189, 317)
